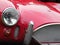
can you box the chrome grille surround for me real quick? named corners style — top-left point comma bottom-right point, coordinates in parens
top-left (33, 22), bottom-right (60, 43)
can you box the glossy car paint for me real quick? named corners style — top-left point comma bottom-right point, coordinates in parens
top-left (0, 0), bottom-right (60, 42)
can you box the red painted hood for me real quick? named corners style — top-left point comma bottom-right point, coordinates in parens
top-left (0, 0), bottom-right (60, 41)
top-left (17, 1), bottom-right (60, 30)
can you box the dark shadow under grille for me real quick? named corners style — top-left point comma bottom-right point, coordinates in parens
top-left (38, 0), bottom-right (60, 3)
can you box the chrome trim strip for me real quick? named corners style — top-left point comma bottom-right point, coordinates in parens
top-left (24, 21), bottom-right (34, 45)
top-left (34, 23), bottom-right (60, 32)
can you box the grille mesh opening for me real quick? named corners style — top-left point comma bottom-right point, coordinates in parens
top-left (33, 24), bottom-right (60, 43)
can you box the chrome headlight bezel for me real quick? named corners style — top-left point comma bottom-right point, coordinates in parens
top-left (2, 7), bottom-right (19, 26)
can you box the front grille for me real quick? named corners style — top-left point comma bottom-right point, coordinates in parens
top-left (33, 24), bottom-right (60, 43)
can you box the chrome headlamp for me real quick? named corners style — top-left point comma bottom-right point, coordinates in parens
top-left (2, 7), bottom-right (19, 26)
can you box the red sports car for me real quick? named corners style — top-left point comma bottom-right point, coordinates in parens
top-left (0, 0), bottom-right (60, 45)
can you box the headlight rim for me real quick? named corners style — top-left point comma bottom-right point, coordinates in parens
top-left (1, 7), bottom-right (19, 26)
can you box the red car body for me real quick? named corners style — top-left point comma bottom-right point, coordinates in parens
top-left (0, 0), bottom-right (60, 43)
